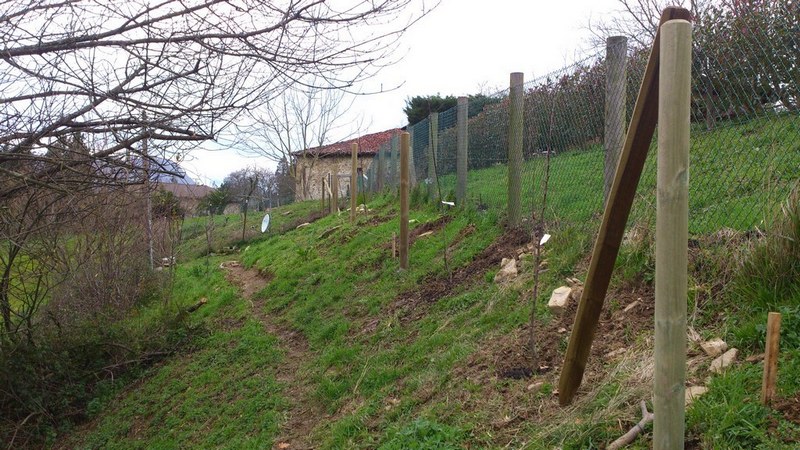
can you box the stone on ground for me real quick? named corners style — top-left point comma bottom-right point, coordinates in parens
top-left (700, 337), bottom-right (728, 357)
top-left (548, 286), bottom-right (572, 315)
top-left (710, 348), bottom-right (738, 373)
top-left (685, 386), bottom-right (709, 406)
top-left (494, 258), bottom-right (518, 283)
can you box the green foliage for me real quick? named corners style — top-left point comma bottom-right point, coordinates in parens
top-left (152, 188), bottom-right (184, 218)
top-left (379, 419), bottom-right (463, 450)
top-left (198, 185), bottom-right (231, 215)
top-left (403, 95), bottom-right (457, 126)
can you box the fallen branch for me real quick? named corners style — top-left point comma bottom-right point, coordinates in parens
top-left (607, 401), bottom-right (654, 450)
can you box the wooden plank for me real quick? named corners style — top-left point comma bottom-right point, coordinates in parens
top-left (558, 6), bottom-right (692, 406)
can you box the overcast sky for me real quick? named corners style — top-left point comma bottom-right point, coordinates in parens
top-left (182, 0), bottom-right (622, 185)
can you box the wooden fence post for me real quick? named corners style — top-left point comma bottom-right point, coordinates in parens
top-left (332, 172), bottom-right (339, 214)
top-left (605, 36), bottom-right (628, 205)
top-left (377, 144), bottom-right (385, 192)
top-left (321, 177), bottom-right (326, 213)
top-left (400, 132), bottom-right (410, 270)
top-left (390, 134), bottom-right (400, 191)
top-left (408, 127), bottom-right (417, 186)
top-left (761, 312), bottom-right (782, 405)
top-left (456, 96), bottom-right (469, 206)
top-left (557, 7), bottom-right (692, 407)
top-left (508, 72), bottom-right (524, 227)
top-left (654, 18), bottom-right (691, 450)
top-left (428, 112), bottom-right (439, 200)
top-left (351, 143), bottom-right (358, 223)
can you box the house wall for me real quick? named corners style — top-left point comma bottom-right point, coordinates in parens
top-left (295, 155), bottom-right (374, 201)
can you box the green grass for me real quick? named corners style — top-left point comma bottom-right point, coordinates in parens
top-left (57, 114), bottom-right (800, 449)
top-left (438, 114), bottom-right (800, 234)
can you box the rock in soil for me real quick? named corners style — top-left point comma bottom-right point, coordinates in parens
top-left (700, 337), bottom-right (728, 357)
top-left (494, 257), bottom-right (518, 283)
top-left (710, 348), bottom-right (738, 373)
top-left (548, 286), bottom-right (572, 315)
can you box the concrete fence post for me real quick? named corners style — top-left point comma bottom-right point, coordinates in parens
top-left (654, 18), bottom-right (692, 450)
top-left (456, 96), bottom-right (469, 205)
top-left (508, 72), bottom-right (524, 227)
top-left (427, 112), bottom-right (439, 200)
top-left (605, 36), bottom-right (628, 205)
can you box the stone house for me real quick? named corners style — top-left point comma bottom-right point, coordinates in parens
top-left (293, 128), bottom-right (401, 201)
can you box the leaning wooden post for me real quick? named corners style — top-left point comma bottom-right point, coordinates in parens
top-left (558, 7), bottom-right (691, 407)
top-left (604, 36), bottom-right (628, 205)
top-left (654, 18), bottom-right (691, 450)
top-left (761, 312), bottom-right (782, 405)
top-left (456, 96), bottom-right (469, 206)
top-left (350, 143), bottom-right (358, 223)
top-left (399, 132), bottom-right (410, 270)
top-left (427, 113), bottom-right (439, 200)
top-left (508, 72), bottom-right (524, 227)
top-left (331, 172), bottom-right (339, 214)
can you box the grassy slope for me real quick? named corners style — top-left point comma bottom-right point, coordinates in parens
top-left (63, 117), bottom-right (799, 449)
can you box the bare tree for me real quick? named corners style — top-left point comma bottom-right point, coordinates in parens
top-left (239, 79), bottom-right (364, 200)
top-left (0, 0), bottom-right (436, 200)
top-left (588, 0), bottom-right (706, 48)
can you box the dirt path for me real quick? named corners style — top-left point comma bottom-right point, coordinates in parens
top-left (221, 261), bottom-right (323, 450)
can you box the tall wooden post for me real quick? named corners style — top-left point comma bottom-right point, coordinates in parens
top-left (605, 36), bottom-right (628, 205)
top-left (390, 134), bottom-right (400, 191)
top-left (508, 72), bottom-right (524, 227)
top-left (761, 312), bottom-right (782, 405)
top-left (351, 143), bottom-right (358, 223)
top-left (377, 144), bottom-right (385, 191)
top-left (654, 18), bottom-right (691, 450)
top-left (427, 112), bottom-right (439, 200)
top-left (558, 7), bottom-right (691, 407)
top-left (331, 172), bottom-right (339, 214)
top-left (321, 177), bottom-right (326, 213)
top-left (408, 127), bottom-right (417, 186)
top-left (399, 132), bottom-right (410, 270)
top-left (456, 96), bottom-right (469, 205)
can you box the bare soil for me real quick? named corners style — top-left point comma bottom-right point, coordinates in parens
top-left (774, 392), bottom-right (800, 426)
top-left (222, 262), bottom-right (322, 450)
top-left (388, 227), bottom-right (531, 325)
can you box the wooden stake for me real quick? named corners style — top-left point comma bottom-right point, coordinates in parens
top-left (399, 132), bottom-right (410, 270)
top-left (351, 143), bottom-right (358, 223)
top-left (558, 7), bottom-right (692, 407)
top-left (761, 312), bottom-right (782, 405)
top-left (654, 18), bottom-right (691, 450)
top-left (392, 232), bottom-right (397, 258)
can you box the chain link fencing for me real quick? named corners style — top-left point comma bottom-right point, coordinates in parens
top-left (368, 3), bottom-right (799, 236)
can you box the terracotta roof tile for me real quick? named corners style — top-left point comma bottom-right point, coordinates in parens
top-left (293, 128), bottom-right (402, 158)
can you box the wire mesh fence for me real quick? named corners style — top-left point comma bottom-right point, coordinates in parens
top-left (367, 3), bottom-right (799, 236)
